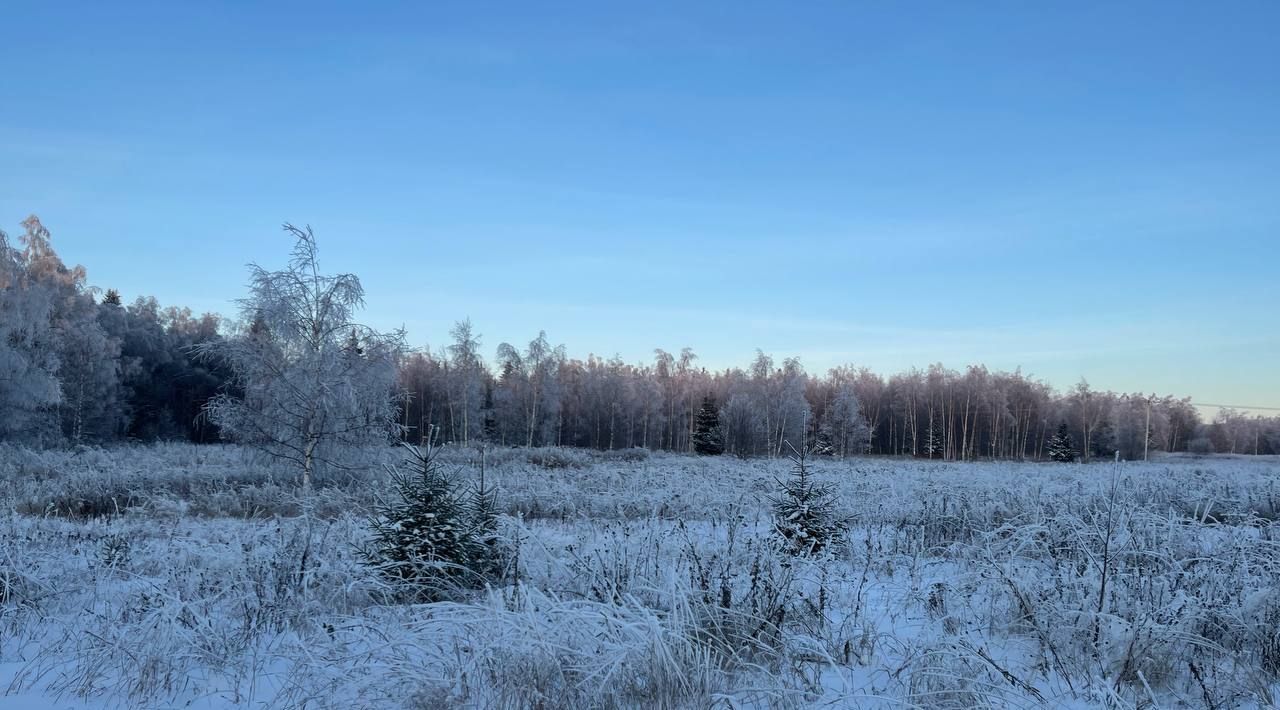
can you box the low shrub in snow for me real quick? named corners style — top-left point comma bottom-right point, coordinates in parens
top-left (596, 446), bottom-right (652, 463)
top-left (525, 447), bottom-right (591, 469)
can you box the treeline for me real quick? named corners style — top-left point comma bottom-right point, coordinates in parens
top-left (1, 216), bottom-right (228, 444)
top-left (4, 215), bottom-right (1278, 460)
top-left (401, 329), bottom-right (1280, 460)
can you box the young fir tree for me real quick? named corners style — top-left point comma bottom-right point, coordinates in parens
top-left (771, 443), bottom-right (847, 555)
top-left (1048, 423), bottom-right (1077, 463)
top-left (365, 440), bottom-right (502, 601)
top-left (692, 394), bottom-right (724, 455)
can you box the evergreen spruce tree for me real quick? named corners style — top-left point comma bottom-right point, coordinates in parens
top-left (1048, 423), bottom-right (1077, 463)
top-left (480, 385), bottom-right (499, 443)
top-left (692, 394), bottom-right (724, 455)
top-left (924, 422), bottom-right (943, 459)
top-left (466, 455), bottom-right (502, 577)
top-left (813, 419), bottom-right (835, 456)
top-left (365, 442), bottom-right (502, 601)
top-left (771, 443), bottom-right (847, 555)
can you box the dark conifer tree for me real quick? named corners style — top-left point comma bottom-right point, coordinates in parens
top-left (692, 394), bottom-right (724, 455)
top-left (365, 443), bottom-right (502, 601)
top-left (1048, 423), bottom-right (1077, 462)
top-left (480, 384), bottom-right (498, 443)
top-left (771, 444), bottom-right (847, 555)
top-left (924, 422), bottom-right (942, 459)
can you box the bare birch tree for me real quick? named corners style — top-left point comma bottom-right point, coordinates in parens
top-left (199, 224), bottom-right (404, 489)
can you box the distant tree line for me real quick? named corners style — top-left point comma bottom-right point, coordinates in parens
top-left (399, 333), bottom-right (1278, 460)
top-left (4, 215), bottom-right (1278, 460)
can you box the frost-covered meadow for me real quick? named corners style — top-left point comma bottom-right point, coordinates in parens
top-left (3, 444), bottom-right (1280, 709)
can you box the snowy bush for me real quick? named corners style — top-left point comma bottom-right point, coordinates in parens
top-left (525, 446), bottom-right (591, 469)
top-left (596, 446), bottom-right (652, 463)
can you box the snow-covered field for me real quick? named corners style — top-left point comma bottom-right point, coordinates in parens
top-left (3, 444), bottom-right (1279, 709)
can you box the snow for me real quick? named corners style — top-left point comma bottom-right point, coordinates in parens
top-left (2, 444), bottom-right (1279, 708)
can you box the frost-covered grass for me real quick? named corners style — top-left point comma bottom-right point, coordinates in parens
top-left (2, 444), bottom-right (1280, 708)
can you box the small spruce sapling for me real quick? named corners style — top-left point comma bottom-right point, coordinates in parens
top-left (365, 437), bottom-right (502, 601)
top-left (771, 442), bottom-right (848, 555)
top-left (467, 446), bottom-right (502, 578)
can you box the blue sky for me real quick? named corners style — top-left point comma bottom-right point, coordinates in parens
top-left (3, 1), bottom-right (1277, 408)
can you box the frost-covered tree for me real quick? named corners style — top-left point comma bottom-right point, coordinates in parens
top-left (692, 394), bottom-right (723, 455)
top-left (1265, 423), bottom-right (1280, 457)
top-left (2, 217), bottom-right (229, 446)
top-left (494, 331), bottom-right (564, 447)
top-left (1048, 423), bottom-right (1076, 463)
top-left (1069, 379), bottom-right (1106, 463)
top-left (446, 319), bottom-right (486, 445)
top-left (719, 389), bottom-right (761, 458)
top-left (771, 443), bottom-right (847, 555)
top-left (99, 296), bottom-right (228, 442)
top-left (198, 224), bottom-right (404, 488)
top-left (0, 216), bottom-right (122, 443)
top-left (29, 216), bottom-right (125, 442)
top-left (771, 357), bottom-right (811, 457)
top-left (0, 224), bottom-right (61, 442)
top-left (732, 350), bottom-right (809, 456)
top-left (820, 383), bottom-right (870, 458)
top-left (57, 311), bottom-right (124, 441)
top-left (651, 347), bottom-right (700, 452)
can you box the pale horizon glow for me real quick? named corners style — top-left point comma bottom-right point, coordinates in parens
top-left (3, 2), bottom-right (1277, 410)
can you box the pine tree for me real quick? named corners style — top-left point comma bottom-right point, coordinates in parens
top-left (365, 442), bottom-right (502, 601)
top-left (771, 443), bottom-right (847, 555)
top-left (692, 394), bottom-right (724, 455)
top-left (1048, 423), bottom-right (1076, 463)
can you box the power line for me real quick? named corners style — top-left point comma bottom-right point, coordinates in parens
top-left (1192, 402), bottom-right (1280, 412)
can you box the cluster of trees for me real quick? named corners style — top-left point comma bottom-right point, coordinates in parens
top-left (1, 216), bottom-right (227, 445)
top-left (400, 337), bottom-right (1280, 461)
top-left (1204, 408), bottom-right (1280, 456)
top-left (4, 215), bottom-right (1279, 462)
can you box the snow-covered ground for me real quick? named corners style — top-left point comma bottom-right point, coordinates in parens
top-left (3, 444), bottom-right (1279, 708)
